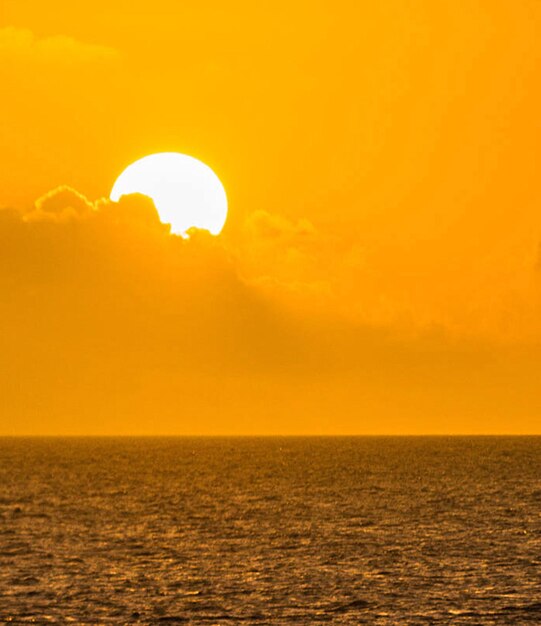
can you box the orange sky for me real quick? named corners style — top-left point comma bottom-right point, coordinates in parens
top-left (1, 1), bottom-right (541, 434)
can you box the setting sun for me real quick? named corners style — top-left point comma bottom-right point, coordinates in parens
top-left (110, 152), bottom-right (228, 236)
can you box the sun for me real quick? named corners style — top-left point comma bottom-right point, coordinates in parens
top-left (110, 152), bottom-right (228, 236)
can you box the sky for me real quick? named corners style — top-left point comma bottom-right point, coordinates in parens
top-left (1, 1), bottom-right (541, 434)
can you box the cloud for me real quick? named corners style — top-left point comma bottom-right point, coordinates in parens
top-left (0, 27), bottom-right (118, 65)
top-left (1, 188), bottom-right (541, 435)
top-left (238, 210), bottom-right (331, 304)
top-left (244, 210), bottom-right (316, 242)
top-left (24, 186), bottom-right (95, 222)
top-left (0, 192), bottom-right (292, 374)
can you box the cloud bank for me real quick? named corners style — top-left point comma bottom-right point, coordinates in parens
top-left (1, 188), bottom-right (540, 435)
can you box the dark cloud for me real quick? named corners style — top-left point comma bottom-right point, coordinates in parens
top-left (0, 192), bottom-right (306, 377)
top-left (0, 189), bottom-right (540, 434)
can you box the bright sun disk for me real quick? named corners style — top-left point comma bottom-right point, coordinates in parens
top-left (110, 152), bottom-right (228, 236)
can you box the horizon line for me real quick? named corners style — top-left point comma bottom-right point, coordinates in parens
top-left (1, 433), bottom-right (540, 438)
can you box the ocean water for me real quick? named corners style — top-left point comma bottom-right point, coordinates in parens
top-left (0, 436), bottom-right (540, 624)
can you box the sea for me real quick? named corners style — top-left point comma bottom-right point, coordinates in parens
top-left (0, 437), bottom-right (540, 624)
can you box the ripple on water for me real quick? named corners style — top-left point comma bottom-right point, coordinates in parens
top-left (0, 436), bottom-right (539, 624)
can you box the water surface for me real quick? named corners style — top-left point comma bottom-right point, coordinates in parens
top-left (1, 437), bottom-right (540, 624)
